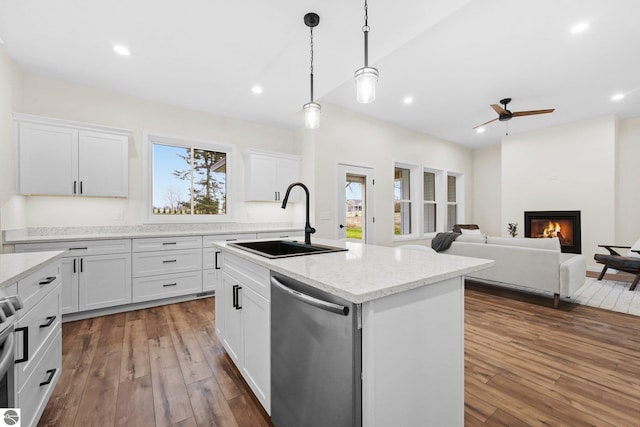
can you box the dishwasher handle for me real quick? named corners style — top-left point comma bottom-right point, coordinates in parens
top-left (271, 276), bottom-right (349, 316)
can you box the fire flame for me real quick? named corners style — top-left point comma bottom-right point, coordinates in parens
top-left (542, 221), bottom-right (561, 238)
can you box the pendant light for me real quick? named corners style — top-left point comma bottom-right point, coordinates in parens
top-left (355, 0), bottom-right (378, 104)
top-left (303, 13), bottom-right (321, 129)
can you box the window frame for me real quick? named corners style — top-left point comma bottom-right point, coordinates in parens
top-left (422, 167), bottom-right (445, 236)
top-left (143, 131), bottom-right (235, 223)
top-left (446, 171), bottom-right (464, 232)
top-left (393, 162), bottom-right (420, 241)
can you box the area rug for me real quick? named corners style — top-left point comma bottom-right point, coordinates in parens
top-left (569, 277), bottom-right (640, 316)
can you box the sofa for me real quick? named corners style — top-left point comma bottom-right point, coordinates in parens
top-left (441, 234), bottom-right (586, 308)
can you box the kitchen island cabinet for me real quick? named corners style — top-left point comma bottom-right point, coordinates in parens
top-left (214, 239), bottom-right (492, 427)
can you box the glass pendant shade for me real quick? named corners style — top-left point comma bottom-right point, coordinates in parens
top-left (355, 66), bottom-right (378, 104)
top-left (303, 102), bottom-right (321, 129)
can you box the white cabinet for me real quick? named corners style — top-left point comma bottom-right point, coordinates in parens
top-left (132, 236), bottom-right (202, 303)
top-left (202, 233), bottom-right (256, 293)
top-left (15, 113), bottom-right (131, 197)
top-left (218, 251), bottom-right (271, 412)
top-left (12, 258), bottom-right (62, 427)
top-left (15, 239), bottom-right (132, 314)
top-left (244, 149), bottom-right (301, 202)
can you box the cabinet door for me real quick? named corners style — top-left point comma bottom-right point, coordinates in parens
top-left (242, 285), bottom-right (271, 412)
top-left (78, 253), bottom-right (132, 311)
top-left (275, 157), bottom-right (301, 203)
top-left (220, 272), bottom-right (243, 365)
top-left (60, 257), bottom-right (79, 314)
top-left (78, 130), bottom-right (128, 197)
top-left (244, 155), bottom-right (278, 201)
top-left (18, 122), bottom-right (78, 195)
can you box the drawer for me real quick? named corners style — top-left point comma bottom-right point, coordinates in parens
top-left (17, 261), bottom-right (60, 315)
top-left (15, 239), bottom-right (131, 257)
top-left (203, 268), bottom-right (217, 292)
top-left (133, 271), bottom-right (202, 302)
top-left (132, 249), bottom-right (202, 277)
top-left (202, 233), bottom-right (256, 247)
top-left (222, 252), bottom-right (270, 300)
top-left (255, 230), bottom-right (304, 240)
top-left (15, 283), bottom-right (61, 390)
top-left (132, 236), bottom-right (202, 252)
top-left (16, 329), bottom-right (61, 427)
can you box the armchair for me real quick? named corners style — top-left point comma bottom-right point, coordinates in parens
top-left (593, 244), bottom-right (640, 291)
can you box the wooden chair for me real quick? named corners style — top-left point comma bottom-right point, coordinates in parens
top-left (593, 244), bottom-right (640, 291)
top-left (452, 224), bottom-right (480, 233)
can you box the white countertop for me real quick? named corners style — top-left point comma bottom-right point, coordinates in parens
top-left (0, 251), bottom-right (65, 288)
top-left (215, 239), bottom-right (494, 303)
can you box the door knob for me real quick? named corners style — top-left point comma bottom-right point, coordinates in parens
top-left (339, 224), bottom-right (345, 229)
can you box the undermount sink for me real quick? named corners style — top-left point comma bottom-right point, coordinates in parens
top-left (228, 240), bottom-right (347, 259)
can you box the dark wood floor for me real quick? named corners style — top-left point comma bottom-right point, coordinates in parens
top-left (38, 282), bottom-right (640, 426)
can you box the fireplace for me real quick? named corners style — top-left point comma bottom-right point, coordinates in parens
top-left (524, 211), bottom-right (581, 254)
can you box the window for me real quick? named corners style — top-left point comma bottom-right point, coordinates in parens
top-left (423, 171), bottom-right (437, 233)
top-left (394, 166), bottom-right (412, 235)
top-left (446, 173), bottom-right (463, 231)
top-left (145, 133), bottom-right (234, 222)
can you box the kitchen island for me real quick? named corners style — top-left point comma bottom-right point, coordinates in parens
top-left (214, 238), bottom-right (493, 427)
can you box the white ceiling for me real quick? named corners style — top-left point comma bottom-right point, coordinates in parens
top-left (1, 0), bottom-right (639, 147)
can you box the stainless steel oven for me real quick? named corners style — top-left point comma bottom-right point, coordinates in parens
top-left (0, 296), bottom-right (23, 408)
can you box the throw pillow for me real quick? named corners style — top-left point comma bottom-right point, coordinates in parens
top-left (461, 228), bottom-right (482, 235)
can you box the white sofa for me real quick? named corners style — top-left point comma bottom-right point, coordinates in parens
top-left (441, 235), bottom-right (586, 308)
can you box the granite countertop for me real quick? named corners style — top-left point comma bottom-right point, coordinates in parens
top-left (0, 251), bottom-right (65, 289)
top-left (3, 224), bottom-right (303, 244)
top-left (215, 239), bottom-right (494, 303)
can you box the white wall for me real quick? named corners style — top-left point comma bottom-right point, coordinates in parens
top-left (2, 73), bottom-right (304, 228)
top-left (498, 115), bottom-right (617, 268)
top-left (472, 144), bottom-right (501, 236)
top-left (302, 104), bottom-right (474, 246)
top-left (616, 116), bottom-right (640, 243)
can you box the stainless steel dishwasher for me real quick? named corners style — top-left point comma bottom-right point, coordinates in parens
top-left (270, 273), bottom-right (362, 427)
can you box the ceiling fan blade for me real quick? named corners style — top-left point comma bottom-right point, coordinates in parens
top-left (512, 108), bottom-right (555, 117)
top-left (491, 104), bottom-right (508, 115)
top-left (472, 117), bottom-right (498, 129)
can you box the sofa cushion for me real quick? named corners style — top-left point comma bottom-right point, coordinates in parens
top-left (456, 234), bottom-right (485, 244)
top-left (486, 236), bottom-right (560, 251)
top-left (460, 228), bottom-right (482, 235)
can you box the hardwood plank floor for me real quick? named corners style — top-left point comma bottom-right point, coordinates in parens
top-left (38, 284), bottom-right (640, 426)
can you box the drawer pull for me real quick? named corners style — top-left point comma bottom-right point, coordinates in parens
top-left (39, 276), bottom-right (57, 285)
top-left (15, 326), bottom-right (29, 363)
top-left (163, 283), bottom-right (178, 287)
top-left (69, 247), bottom-right (88, 251)
top-left (40, 316), bottom-right (57, 328)
top-left (225, 238), bottom-right (238, 242)
top-left (162, 259), bottom-right (177, 263)
top-left (215, 251), bottom-right (221, 270)
top-left (40, 369), bottom-right (57, 386)
top-left (162, 242), bottom-right (177, 245)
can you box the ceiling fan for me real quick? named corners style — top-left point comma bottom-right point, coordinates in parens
top-left (473, 98), bottom-right (555, 129)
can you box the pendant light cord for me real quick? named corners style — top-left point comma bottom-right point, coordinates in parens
top-left (310, 26), bottom-right (314, 102)
top-left (363, 0), bottom-right (370, 67)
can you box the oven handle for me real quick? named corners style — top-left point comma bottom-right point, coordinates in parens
top-left (15, 326), bottom-right (28, 364)
top-left (0, 332), bottom-right (14, 377)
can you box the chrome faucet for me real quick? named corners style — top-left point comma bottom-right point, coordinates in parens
top-left (281, 182), bottom-right (316, 245)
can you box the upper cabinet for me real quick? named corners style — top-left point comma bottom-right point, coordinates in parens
top-left (15, 113), bottom-right (131, 197)
top-left (244, 149), bottom-right (301, 202)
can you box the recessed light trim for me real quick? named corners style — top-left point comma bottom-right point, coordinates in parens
top-left (113, 45), bottom-right (130, 56)
top-left (611, 93), bottom-right (625, 101)
top-left (403, 96), bottom-right (413, 105)
top-left (570, 22), bottom-right (589, 34)
top-left (251, 85), bottom-right (263, 95)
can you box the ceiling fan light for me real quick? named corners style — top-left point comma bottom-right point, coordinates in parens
top-left (611, 93), bottom-right (625, 101)
top-left (303, 102), bottom-right (321, 129)
top-left (355, 67), bottom-right (378, 104)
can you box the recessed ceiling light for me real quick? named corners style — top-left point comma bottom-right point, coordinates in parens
top-left (251, 85), bottom-right (263, 95)
top-left (611, 93), bottom-right (625, 101)
top-left (113, 45), bottom-right (130, 56)
top-left (570, 22), bottom-right (589, 34)
top-left (476, 127), bottom-right (485, 134)
top-left (403, 96), bottom-right (413, 105)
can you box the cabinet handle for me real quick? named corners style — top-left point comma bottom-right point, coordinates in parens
top-left (163, 283), bottom-right (177, 287)
top-left (69, 247), bottom-right (88, 251)
top-left (39, 369), bottom-right (57, 386)
top-left (162, 242), bottom-right (177, 246)
top-left (275, 191), bottom-right (278, 201)
top-left (38, 276), bottom-right (57, 285)
top-left (80, 258), bottom-right (84, 273)
top-left (234, 285), bottom-right (242, 310)
top-left (80, 181), bottom-right (83, 194)
top-left (162, 259), bottom-right (177, 263)
top-left (73, 258), bottom-right (77, 273)
top-left (15, 326), bottom-right (29, 363)
top-left (40, 316), bottom-right (57, 328)
top-left (214, 251), bottom-right (220, 270)
top-left (73, 180), bottom-right (77, 194)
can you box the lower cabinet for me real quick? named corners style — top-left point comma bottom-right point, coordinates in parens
top-left (218, 253), bottom-right (271, 413)
top-left (78, 253), bottom-right (132, 311)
